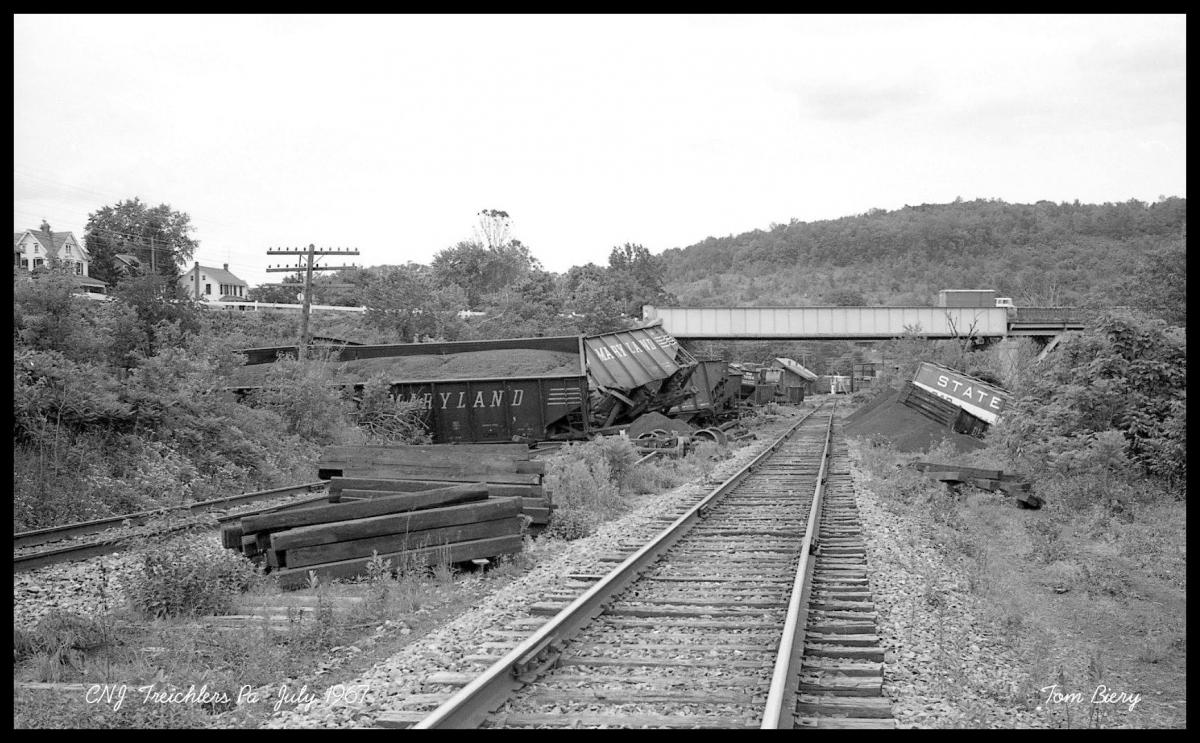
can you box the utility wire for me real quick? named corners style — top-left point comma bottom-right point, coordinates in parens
top-left (15, 212), bottom-right (363, 277)
top-left (13, 169), bottom-right (249, 233)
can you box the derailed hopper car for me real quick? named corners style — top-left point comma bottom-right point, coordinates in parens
top-left (230, 327), bottom-right (698, 443)
top-left (584, 325), bottom-right (699, 429)
top-left (232, 336), bottom-right (589, 443)
top-left (669, 358), bottom-right (740, 425)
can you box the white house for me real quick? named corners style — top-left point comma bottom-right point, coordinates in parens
top-left (13, 221), bottom-right (107, 295)
top-left (180, 262), bottom-right (249, 300)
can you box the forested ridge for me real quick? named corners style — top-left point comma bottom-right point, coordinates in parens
top-left (659, 197), bottom-right (1186, 312)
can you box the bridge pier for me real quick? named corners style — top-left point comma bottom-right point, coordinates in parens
top-left (995, 338), bottom-right (1023, 383)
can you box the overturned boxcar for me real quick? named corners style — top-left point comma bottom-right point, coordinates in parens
top-left (230, 326), bottom-right (698, 444)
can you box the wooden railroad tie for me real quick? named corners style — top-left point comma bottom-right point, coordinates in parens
top-left (911, 460), bottom-right (1042, 508)
top-left (218, 443), bottom-right (544, 587)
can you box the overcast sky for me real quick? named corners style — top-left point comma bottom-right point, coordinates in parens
top-left (14, 14), bottom-right (1186, 288)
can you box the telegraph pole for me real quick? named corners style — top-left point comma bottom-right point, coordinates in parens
top-left (298, 244), bottom-right (315, 360)
top-left (265, 245), bottom-right (360, 361)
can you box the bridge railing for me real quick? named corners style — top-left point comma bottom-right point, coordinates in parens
top-left (1011, 307), bottom-right (1089, 325)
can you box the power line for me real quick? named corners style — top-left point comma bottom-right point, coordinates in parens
top-left (13, 169), bottom-right (249, 234)
top-left (14, 210), bottom-right (367, 277)
top-left (14, 214), bottom-right (308, 276)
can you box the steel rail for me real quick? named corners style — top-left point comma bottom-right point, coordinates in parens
top-left (13, 481), bottom-right (327, 550)
top-left (413, 402), bottom-right (828, 729)
top-left (760, 400), bottom-right (836, 728)
top-left (13, 482), bottom-right (328, 573)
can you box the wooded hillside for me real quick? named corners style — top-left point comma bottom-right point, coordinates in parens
top-left (659, 197), bottom-right (1186, 313)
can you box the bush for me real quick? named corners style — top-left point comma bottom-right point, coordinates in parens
top-left (350, 374), bottom-right (432, 444)
top-left (242, 353), bottom-right (356, 444)
top-left (13, 611), bottom-right (111, 665)
top-left (996, 312), bottom-right (1185, 488)
top-left (542, 440), bottom-right (631, 541)
top-left (125, 534), bottom-right (259, 619)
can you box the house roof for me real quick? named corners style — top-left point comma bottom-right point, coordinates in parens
top-left (188, 264), bottom-right (247, 286)
top-left (15, 228), bottom-right (84, 260)
top-left (773, 357), bottom-right (819, 381)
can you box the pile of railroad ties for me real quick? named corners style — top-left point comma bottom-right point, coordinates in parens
top-left (221, 443), bottom-right (543, 589)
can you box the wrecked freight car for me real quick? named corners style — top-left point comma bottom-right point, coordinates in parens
top-left (229, 324), bottom-right (700, 444)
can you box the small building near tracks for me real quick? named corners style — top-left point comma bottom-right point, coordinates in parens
top-left (771, 357), bottom-right (819, 402)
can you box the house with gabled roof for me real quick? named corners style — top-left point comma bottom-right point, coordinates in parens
top-left (179, 261), bottom-right (249, 301)
top-left (14, 221), bottom-right (107, 295)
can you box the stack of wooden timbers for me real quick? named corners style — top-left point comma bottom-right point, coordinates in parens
top-left (221, 443), bottom-right (548, 590)
top-left (911, 461), bottom-right (1042, 509)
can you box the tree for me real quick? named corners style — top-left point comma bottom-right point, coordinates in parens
top-left (561, 264), bottom-right (625, 334)
top-left (362, 264), bottom-right (464, 341)
top-left (111, 273), bottom-right (201, 360)
top-left (84, 197), bottom-right (199, 284)
top-left (247, 276), bottom-right (304, 304)
top-left (431, 239), bottom-right (541, 309)
top-left (431, 241), bottom-right (491, 307)
top-left (474, 208), bottom-right (512, 249)
top-left (605, 243), bottom-right (675, 317)
top-left (1120, 243), bottom-right (1186, 326)
top-left (823, 289), bottom-right (867, 306)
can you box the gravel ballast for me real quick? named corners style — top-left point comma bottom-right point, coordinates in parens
top-left (262, 411), bottom-right (804, 728)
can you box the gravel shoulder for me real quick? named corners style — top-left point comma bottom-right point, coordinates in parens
top-left (847, 437), bottom-right (1186, 729)
top-left (848, 438), bottom-right (1045, 728)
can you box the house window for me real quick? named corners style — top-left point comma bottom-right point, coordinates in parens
top-left (34, 258), bottom-right (44, 267)
top-left (65, 245), bottom-right (72, 256)
top-left (33, 244), bottom-right (39, 254)
top-left (21, 258), bottom-right (29, 269)
top-left (205, 284), bottom-right (212, 295)
top-left (75, 263), bottom-right (83, 275)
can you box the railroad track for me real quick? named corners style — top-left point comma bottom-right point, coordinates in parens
top-left (386, 401), bottom-right (893, 729)
top-left (13, 481), bottom-right (328, 572)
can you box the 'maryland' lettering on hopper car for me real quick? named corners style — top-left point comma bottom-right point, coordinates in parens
top-left (590, 336), bottom-right (676, 362)
top-left (404, 389), bottom-right (526, 410)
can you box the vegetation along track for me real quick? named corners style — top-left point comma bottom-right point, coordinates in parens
top-left (396, 400), bottom-right (893, 729)
top-left (12, 481), bottom-right (327, 572)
